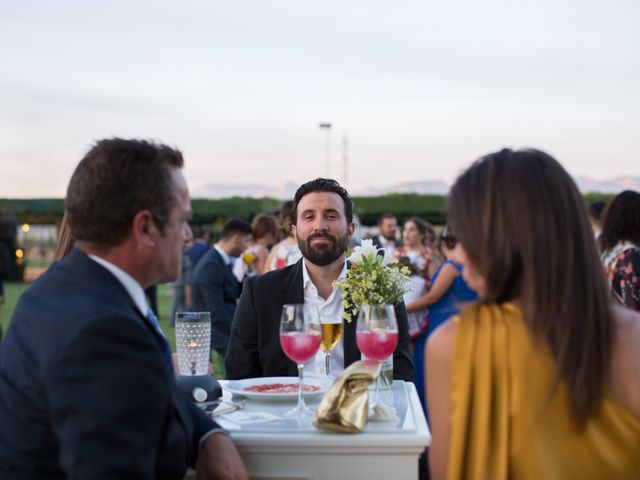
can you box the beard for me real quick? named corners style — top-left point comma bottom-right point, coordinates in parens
top-left (297, 231), bottom-right (350, 267)
top-left (381, 232), bottom-right (396, 241)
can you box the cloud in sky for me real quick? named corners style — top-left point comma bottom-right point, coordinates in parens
top-left (0, 0), bottom-right (638, 197)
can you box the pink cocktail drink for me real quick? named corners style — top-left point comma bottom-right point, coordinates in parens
top-left (356, 331), bottom-right (398, 361)
top-left (280, 332), bottom-right (322, 364)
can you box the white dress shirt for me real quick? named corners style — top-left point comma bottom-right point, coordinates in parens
top-left (378, 235), bottom-right (397, 254)
top-left (301, 260), bottom-right (347, 378)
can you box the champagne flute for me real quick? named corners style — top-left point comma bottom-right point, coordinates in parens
top-left (279, 303), bottom-right (321, 417)
top-left (319, 313), bottom-right (343, 376)
top-left (356, 304), bottom-right (398, 409)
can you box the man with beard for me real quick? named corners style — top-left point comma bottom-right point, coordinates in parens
top-left (371, 212), bottom-right (402, 254)
top-left (224, 178), bottom-right (413, 380)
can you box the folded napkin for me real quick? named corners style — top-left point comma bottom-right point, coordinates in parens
top-left (314, 360), bottom-right (381, 433)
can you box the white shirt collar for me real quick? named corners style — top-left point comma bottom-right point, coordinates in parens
top-left (213, 243), bottom-right (231, 265)
top-left (88, 254), bottom-right (148, 317)
top-left (301, 259), bottom-right (348, 292)
top-left (380, 234), bottom-right (397, 247)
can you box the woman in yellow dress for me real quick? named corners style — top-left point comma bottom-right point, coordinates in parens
top-left (426, 148), bottom-right (640, 479)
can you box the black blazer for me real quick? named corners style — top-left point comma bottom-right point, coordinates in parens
top-left (370, 235), bottom-right (402, 251)
top-left (191, 247), bottom-right (241, 352)
top-left (225, 259), bottom-right (413, 381)
top-left (0, 249), bottom-right (218, 480)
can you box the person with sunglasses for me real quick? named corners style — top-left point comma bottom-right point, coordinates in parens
top-left (405, 224), bottom-right (477, 414)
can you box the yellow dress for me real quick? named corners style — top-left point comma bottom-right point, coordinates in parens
top-left (447, 303), bottom-right (640, 479)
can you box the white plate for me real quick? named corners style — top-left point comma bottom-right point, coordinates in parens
top-left (223, 376), bottom-right (330, 401)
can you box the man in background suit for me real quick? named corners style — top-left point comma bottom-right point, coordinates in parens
top-left (187, 227), bottom-right (211, 270)
top-left (191, 218), bottom-right (252, 358)
top-left (371, 212), bottom-right (401, 254)
top-left (0, 139), bottom-right (246, 479)
top-left (225, 178), bottom-right (412, 381)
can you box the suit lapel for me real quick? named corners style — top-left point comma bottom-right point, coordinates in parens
top-left (281, 259), bottom-right (305, 304)
top-left (212, 248), bottom-right (239, 285)
top-left (341, 261), bottom-right (360, 368)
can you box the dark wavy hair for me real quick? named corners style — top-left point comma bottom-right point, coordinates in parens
top-left (66, 138), bottom-right (183, 249)
top-left (599, 190), bottom-right (640, 253)
top-left (291, 178), bottom-right (353, 225)
top-left (448, 148), bottom-right (613, 427)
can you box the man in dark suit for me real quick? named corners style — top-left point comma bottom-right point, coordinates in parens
top-left (191, 218), bottom-right (252, 358)
top-left (370, 212), bottom-right (401, 253)
top-left (225, 178), bottom-right (412, 381)
top-left (187, 227), bottom-right (211, 269)
top-left (0, 139), bottom-right (246, 479)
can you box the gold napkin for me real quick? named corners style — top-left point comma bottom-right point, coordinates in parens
top-left (314, 360), bottom-right (381, 433)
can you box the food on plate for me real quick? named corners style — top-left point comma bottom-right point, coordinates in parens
top-left (245, 383), bottom-right (321, 394)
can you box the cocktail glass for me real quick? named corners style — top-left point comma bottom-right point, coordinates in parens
top-left (279, 303), bottom-right (321, 417)
top-left (355, 304), bottom-right (398, 410)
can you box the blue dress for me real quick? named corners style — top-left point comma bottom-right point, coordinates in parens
top-left (412, 260), bottom-right (477, 414)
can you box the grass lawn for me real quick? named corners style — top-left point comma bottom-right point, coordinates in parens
top-left (1, 282), bottom-right (226, 377)
top-left (1, 281), bottom-right (177, 347)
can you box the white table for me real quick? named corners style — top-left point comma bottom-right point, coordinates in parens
top-left (186, 381), bottom-right (431, 480)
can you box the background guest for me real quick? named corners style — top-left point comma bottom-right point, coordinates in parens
top-left (599, 190), bottom-right (640, 311)
top-left (186, 227), bottom-right (210, 271)
top-left (371, 212), bottom-right (401, 253)
top-left (234, 213), bottom-right (278, 279)
top-left (396, 217), bottom-right (440, 279)
top-left (191, 218), bottom-right (253, 363)
top-left (170, 246), bottom-right (192, 325)
top-left (427, 148), bottom-right (640, 479)
top-left (266, 200), bottom-right (302, 271)
top-left (588, 199), bottom-right (606, 239)
top-left (406, 224), bottom-right (477, 413)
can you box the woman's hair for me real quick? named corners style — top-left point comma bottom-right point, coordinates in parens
top-left (54, 213), bottom-right (74, 261)
top-left (448, 148), bottom-right (613, 427)
top-left (397, 255), bottom-right (420, 276)
top-left (251, 213), bottom-right (278, 241)
top-left (598, 190), bottom-right (640, 253)
top-left (424, 222), bottom-right (438, 249)
top-left (278, 200), bottom-right (295, 240)
top-left (404, 217), bottom-right (429, 241)
top-left (438, 224), bottom-right (457, 252)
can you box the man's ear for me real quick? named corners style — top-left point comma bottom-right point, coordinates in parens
top-left (132, 210), bottom-right (157, 247)
top-left (347, 222), bottom-right (355, 237)
top-left (291, 224), bottom-right (298, 240)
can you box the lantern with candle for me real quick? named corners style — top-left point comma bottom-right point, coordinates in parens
top-left (175, 311), bottom-right (221, 402)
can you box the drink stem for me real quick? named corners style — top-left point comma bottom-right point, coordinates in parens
top-left (297, 363), bottom-right (306, 411)
top-left (325, 352), bottom-right (331, 376)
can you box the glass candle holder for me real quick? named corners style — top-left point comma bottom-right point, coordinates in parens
top-left (175, 311), bottom-right (211, 376)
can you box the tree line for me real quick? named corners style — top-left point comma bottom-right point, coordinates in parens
top-left (0, 192), bottom-right (613, 228)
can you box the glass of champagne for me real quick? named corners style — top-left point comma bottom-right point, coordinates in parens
top-left (319, 313), bottom-right (343, 376)
top-left (356, 304), bottom-right (398, 409)
top-left (279, 303), bottom-right (322, 417)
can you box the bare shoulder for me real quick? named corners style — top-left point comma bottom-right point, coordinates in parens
top-left (426, 318), bottom-right (458, 361)
top-left (610, 306), bottom-right (640, 415)
top-left (612, 306), bottom-right (640, 361)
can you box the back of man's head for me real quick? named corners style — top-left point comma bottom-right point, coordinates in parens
top-left (66, 138), bottom-right (183, 249)
top-left (291, 178), bottom-right (353, 225)
top-left (220, 218), bottom-right (253, 241)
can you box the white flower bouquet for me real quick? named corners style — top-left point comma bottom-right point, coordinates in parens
top-left (333, 239), bottom-right (411, 323)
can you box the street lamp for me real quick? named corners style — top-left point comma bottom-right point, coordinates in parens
top-left (319, 122), bottom-right (332, 178)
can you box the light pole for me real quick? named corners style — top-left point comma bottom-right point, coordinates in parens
top-left (319, 122), bottom-right (332, 178)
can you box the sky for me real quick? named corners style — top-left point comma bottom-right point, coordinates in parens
top-left (1, 0), bottom-right (638, 198)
